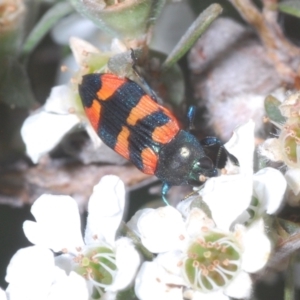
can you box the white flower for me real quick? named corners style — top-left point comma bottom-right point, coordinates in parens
top-left (260, 133), bottom-right (300, 205)
top-left (193, 120), bottom-right (254, 231)
top-left (259, 91), bottom-right (300, 205)
top-left (259, 138), bottom-right (283, 162)
top-left (128, 206), bottom-right (187, 253)
top-left (131, 121), bottom-right (285, 300)
top-left (21, 85), bottom-right (81, 164)
top-left (21, 37), bottom-right (130, 165)
top-left (199, 120), bottom-right (286, 230)
top-left (278, 91), bottom-right (300, 119)
top-left (131, 205), bottom-right (269, 300)
top-left (5, 246), bottom-right (89, 300)
top-left (13, 175), bottom-right (140, 299)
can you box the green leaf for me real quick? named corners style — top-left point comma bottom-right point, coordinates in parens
top-left (116, 286), bottom-right (137, 300)
top-left (0, 57), bottom-right (35, 108)
top-left (162, 3), bottom-right (223, 71)
top-left (278, 218), bottom-right (300, 236)
top-left (0, 26), bottom-right (22, 58)
top-left (71, 0), bottom-right (166, 40)
top-left (284, 253), bottom-right (296, 300)
top-left (21, 2), bottom-right (74, 60)
top-left (278, 1), bottom-right (300, 18)
top-left (264, 95), bottom-right (287, 125)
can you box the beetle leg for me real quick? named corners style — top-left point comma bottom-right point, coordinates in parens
top-left (186, 106), bottom-right (196, 131)
top-left (130, 48), bottom-right (139, 73)
top-left (161, 182), bottom-right (171, 206)
top-left (200, 137), bottom-right (239, 168)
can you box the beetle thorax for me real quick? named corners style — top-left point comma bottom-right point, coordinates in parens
top-left (155, 130), bottom-right (206, 186)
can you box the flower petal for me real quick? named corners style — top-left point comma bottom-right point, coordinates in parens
top-left (136, 206), bottom-right (186, 253)
top-left (224, 120), bottom-right (255, 175)
top-left (5, 246), bottom-right (55, 300)
top-left (21, 110), bottom-right (80, 163)
top-left (285, 168), bottom-right (300, 196)
top-left (48, 271), bottom-right (89, 300)
top-left (201, 174), bottom-right (252, 231)
top-left (127, 208), bottom-right (153, 237)
top-left (135, 261), bottom-right (183, 300)
top-left (55, 254), bottom-right (74, 274)
top-left (183, 289), bottom-right (229, 300)
top-left (253, 167), bottom-right (286, 214)
top-left (259, 138), bottom-right (283, 162)
top-left (176, 197), bottom-right (194, 218)
top-left (44, 85), bottom-right (77, 115)
top-left (185, 208), bottom-right (215, 238)
top-left (253, 168), bottom-right (287, 214)
top-left (201, 121), bottom-right (255, 230)
top-left (69, 36), bottom-right (100, 66)
top-left (279, 91), bottom-right (300, 118)
top-left (107, 237), bottom-right (140, 292)
top-left (23, 194), bottom-right (84, 253)
top-left (224, 271), bottom-right (252, 299)
top-left (240, 219), bottom-right (271, 273)
top-left (0, 289), bottom-right (6, 300)
top-left (85, 175), bottom-right (125, 246)
top-left (155, 251), bottom-right (185, 283)
top-left (101, 292), bottom-right (118, 300)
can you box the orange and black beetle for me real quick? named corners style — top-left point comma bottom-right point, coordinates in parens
top-left (79, 73), bottom-right (238, 204)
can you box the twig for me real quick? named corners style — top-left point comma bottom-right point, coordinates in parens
top-left (229, 0), bottom-right (300, 84)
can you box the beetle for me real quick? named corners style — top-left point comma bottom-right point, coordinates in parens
top-left (79, 73), bottom-right (239, 204)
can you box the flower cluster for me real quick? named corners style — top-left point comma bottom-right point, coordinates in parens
top-left (3, 122), bottom-right (287, 300)
top-left (267, 92), bottom-right (300, 169)
top-left (260, 91), bottom-right (300, 205)
top-left (4, 175), bottom-right (140, 300)
top-left (128, 121), bottom-right (286, 300)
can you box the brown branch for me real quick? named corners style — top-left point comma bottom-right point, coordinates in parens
top-left (229, 0), bottom-right (300, 85)
top-left (0, 157), bottom-right (154, 208)
top-left (229, 0), bottom-right (276, 48)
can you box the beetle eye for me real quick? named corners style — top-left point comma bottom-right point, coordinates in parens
top-left (198, 157), bottom-right (214, 170)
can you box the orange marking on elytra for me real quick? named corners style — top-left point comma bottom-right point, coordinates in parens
top-left (84, 99), bottom-right (101, 130)
top-left (127, 95), bottom-right (158, 126)
top-left (97, 74), bottom-right (125, 100)
top-left (141, 147), bottom-right (158, 175)
top-left (115, 126), bottom-right (130, 159)
top-left (152, 119), bottom-right (180, 144)
top-left (152, 106), bottom-right (180, 145)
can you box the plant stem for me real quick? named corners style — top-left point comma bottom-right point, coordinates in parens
top-left (21, 2), bottom-right (74, 62)
top-left (284, 253), bottom-right (296, 300)
top-left (161, 3), bottom-right (222, 71)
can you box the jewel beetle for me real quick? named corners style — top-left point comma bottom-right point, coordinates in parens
top-left (79, 73), bottom-right (239, 204)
